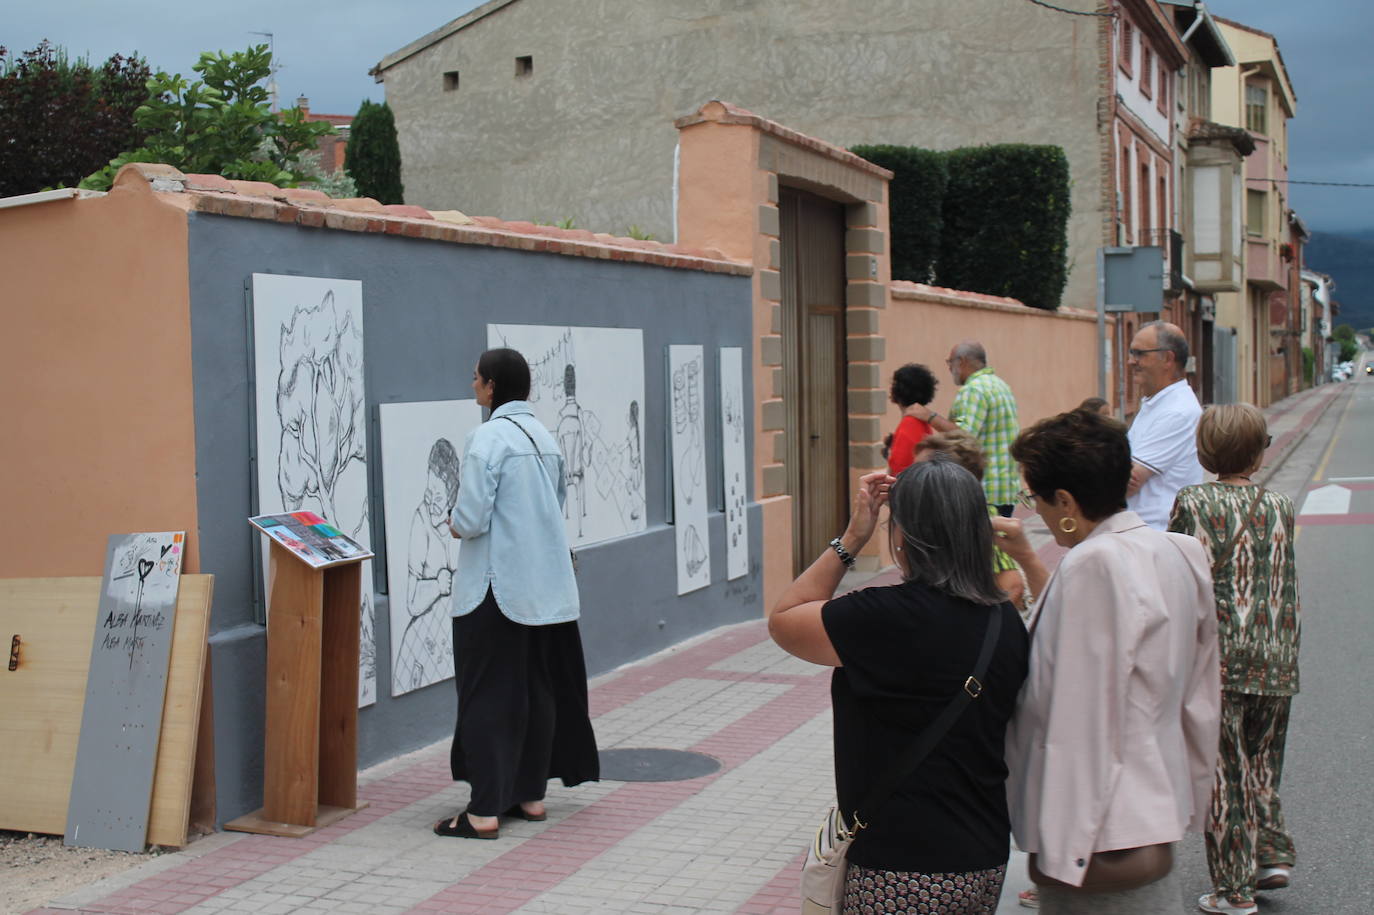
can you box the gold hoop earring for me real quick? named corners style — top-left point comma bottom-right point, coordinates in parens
top-left (1058, 516), bottom-right (1078, 534)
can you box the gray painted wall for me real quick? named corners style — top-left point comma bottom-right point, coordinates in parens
top-left (377, 0), bottom-right (1105, 308)
top-left (186, 212), bottom-right (759, 824)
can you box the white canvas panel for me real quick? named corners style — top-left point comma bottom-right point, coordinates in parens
top-left (669, 344), bottom-right (710, 594)
top-left (487, 324), bottom-right (647, 547)
top-left (718, 347), bottom-right (749, 581)
top-left (251, 273), bottom-right (376, 707)
top-left (379, 399), bottom-right (482, 697)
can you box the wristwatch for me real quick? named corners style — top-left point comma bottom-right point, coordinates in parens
top-left (829, 537), bottom-right (856, 569)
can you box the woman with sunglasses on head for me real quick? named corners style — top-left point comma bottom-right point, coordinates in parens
top-left (999, 407), bottom-right (1220, 914)
top-left (769, 457), bottom-right (1029, 914)
top-left (1170, 404), bottom-right (1300, 915)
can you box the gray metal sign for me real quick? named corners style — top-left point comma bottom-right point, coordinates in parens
top-left (65, 532), bottom-right (185, 852)
top-left (1102, 246), bottom-right (1165, 314)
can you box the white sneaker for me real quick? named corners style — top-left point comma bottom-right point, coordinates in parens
top-left (1198, 893), bottom-right (1258, 915)
top-left (1256, 865), bottom-right (1291, 890)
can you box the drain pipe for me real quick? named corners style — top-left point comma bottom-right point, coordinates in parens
top-left (1179, 1), bottom-right (1207, 45)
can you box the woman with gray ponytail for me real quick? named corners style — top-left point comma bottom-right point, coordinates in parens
top-left (768, 458), bottom-right (1029, 914)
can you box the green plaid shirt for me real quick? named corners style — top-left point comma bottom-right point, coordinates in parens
top-left (951, 367), bottom-right (1020, 506)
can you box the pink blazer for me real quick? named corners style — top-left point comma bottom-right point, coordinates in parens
top-left (1006, 511), bottom-right (1220, 887)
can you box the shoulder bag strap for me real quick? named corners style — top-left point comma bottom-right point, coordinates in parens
top-left (499, 414), bottom-right (542, 452)
top-left (1211, 486), bottom-right (1266, 575)
top-left (851, 607), bottom-right (1002, 830)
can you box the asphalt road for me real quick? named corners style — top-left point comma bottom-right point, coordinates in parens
top-left (1170, 363), bottom-right (1374, 913)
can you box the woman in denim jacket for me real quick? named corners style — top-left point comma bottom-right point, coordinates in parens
top-left (434, 348), bottom-right (599, 840)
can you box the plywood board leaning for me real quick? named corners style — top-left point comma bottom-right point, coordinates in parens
top-left (487, 324), bottom-right (647, 547)
top-left (0, 574), bottom-right (215, 848)
top-left (66, 532), bottom-right (186, 851)
top-left (718, 347), bottom-right (750, 581)
top-left (380, 400), bottom-right (482, 696)
top-left (669, 344), bottom-right (711, 594)
top-left (252, 273), bottom-right (376, 707)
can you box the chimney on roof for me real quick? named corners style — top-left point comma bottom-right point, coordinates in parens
top-left (296, 95), bottom-right (310, 117)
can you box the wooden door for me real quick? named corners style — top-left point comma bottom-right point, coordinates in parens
top-left (779, 188), bottom-right (848, 574)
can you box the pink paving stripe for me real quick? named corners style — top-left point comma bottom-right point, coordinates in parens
top-left (1314, 481), bottom-right (1374, 490)
top-left (1296, 513), bottom-right (1374, 526)
top-left (737, 849), bottom-right (809, 914)
top-left (406, 673), bottom-right (832, 914)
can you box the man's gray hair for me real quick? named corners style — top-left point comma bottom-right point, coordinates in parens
top-left (1141, 320), bottom-right (1188, 372)
top-left (889, 456), bottom-right (1005, 605)
top-left (953, 341), bottom-right (987, 366)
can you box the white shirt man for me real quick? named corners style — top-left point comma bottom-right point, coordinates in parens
top-left (1126, 322), bottom-right (1204, 529)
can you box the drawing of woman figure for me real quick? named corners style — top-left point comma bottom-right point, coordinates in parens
top-left (394, 438), bottom-right (461, 693)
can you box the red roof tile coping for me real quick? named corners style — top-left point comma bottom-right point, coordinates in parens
top-left (109, 162), bottom-right (749, 277)
top-left (676, 100), bottom-right (894, 182)
top-left (891, 281), bottom-right (1098, 322)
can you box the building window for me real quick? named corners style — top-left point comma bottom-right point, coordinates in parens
top-left (1119, 20), bottom-right (1134, 74)
top-left (515, 55), bottom-right (533, 77)
top-left (443, 70), bottom-right (460, 92)
top-left (1158, 175), bottom-right (1168, 234)
top-left (1247, 189), bottom-right (1266, 236)
top-left (1139, 161), bottom-right (1151, 244)
top-left (1245, 84), bottom-right (1268, 134)
top-left (1120, 146), bottom-right (1133, 244)
top-left (1157, 63), bottom-right (1169, 114)
top-left (1141, 46), bottom-right (1154, 98)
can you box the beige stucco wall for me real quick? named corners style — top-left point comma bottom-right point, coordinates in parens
top-left (378, 0), bottom-right (1106, 309)
top-left (0, 184), bottom-right (200, 577)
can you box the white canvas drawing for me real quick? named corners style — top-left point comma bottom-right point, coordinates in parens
top-left (670, 344), bottom-right (711, 594)
top-left (719, 347), bottom-right (749, 581)
top-left (251, 273), bottom-right (376, 707)
top-left (487, 324), bottom-right (647, 548)
top-left (380, 399), bottom-right (483, 697)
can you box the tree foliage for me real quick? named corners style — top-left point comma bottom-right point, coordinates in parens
top-left (79, 44), bottom-right (332, 191)
top-left (344, 100), bottom-right (404, 204)
top-left (0, 41), bottom-right (151, 197)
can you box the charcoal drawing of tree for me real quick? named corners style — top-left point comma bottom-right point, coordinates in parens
top-left (275, 290), bottom-right (367, 534)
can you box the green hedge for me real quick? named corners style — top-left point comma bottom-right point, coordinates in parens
top-left (850, 144), bottom-right (947, 285)
top-left (852, 142), bottom-right (1070, 310)
top-left (938, 145), bottom-right (1069, 310)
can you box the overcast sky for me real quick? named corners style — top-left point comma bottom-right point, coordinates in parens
top-left (7, 1), bottom-right (1369, 232)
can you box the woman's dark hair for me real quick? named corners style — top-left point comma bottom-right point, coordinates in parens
top-left (889, 363), bottom-right (937, 408)
top-left (888, 456), bottom-right (1005, 605)
top-left (477, 348), bottom-right (531, 409)
top-left (1010, 408), bottom-right (1131, 521)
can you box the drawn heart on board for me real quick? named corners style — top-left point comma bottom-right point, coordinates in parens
top-left (160, 543), bottom-right (173, 558)
top-left (137, 559), bottom-right (155, 581)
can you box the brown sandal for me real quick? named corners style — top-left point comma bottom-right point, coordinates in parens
top-left (433, 811), bottom-right (498, 839)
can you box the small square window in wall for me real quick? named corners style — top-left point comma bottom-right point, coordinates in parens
top-left (443, 70), bottom-right (460, 92)
top-left (515, 55), bottom-right (533, 77)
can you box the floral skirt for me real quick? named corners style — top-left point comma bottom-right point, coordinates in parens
top-left (842, 862), bottom-right (1007, 914)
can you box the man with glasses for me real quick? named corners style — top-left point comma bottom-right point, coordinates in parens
top-left (1125, 320), bottom-right (1203, 529)
top-left (911, 341), bottom-right (1020, 517)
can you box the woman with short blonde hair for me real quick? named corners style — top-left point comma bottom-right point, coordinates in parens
top-left (1171, 404), bottom-right (1300, 915)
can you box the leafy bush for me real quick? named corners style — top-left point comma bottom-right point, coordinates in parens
top-left (0, 42), bottom-right (151, 197)
top-left (345, 100), bottom-right (403, 204)
top-left (938, 145), bottom-right (1070, 310)
top-left (79, 44), bottom-right (332, 191)
top-left (850, 144), bottom-right (947, 284)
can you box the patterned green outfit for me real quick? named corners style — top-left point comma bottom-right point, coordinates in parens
top-left (1170, 482), bottom-right (1300, 905)
top-left (950, 367), bottom-right (1019, 507)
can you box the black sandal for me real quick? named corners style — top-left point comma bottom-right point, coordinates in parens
top-left (502, 804), bottom-right (547, 822)
top-left (433, 811), bottom-right (499, 839)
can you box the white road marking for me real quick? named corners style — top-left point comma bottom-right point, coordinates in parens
top-left (1302, 484), bottom-right (1352, 515)
top-left (1329, 476), bottom-right (1374, 482)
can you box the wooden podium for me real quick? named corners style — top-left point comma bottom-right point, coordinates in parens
top-left (226, 538), bottom-right (370, 837)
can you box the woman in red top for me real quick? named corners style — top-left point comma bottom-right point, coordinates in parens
top-left (887, 363), bottom-right (939, 475)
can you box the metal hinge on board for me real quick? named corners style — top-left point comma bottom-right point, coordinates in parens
top-left (8, 635), bottom-right (19, 671)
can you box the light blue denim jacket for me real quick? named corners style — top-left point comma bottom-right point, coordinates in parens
top-left (449, 401), bottom-right (580, 624)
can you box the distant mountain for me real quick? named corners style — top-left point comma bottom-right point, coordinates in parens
top-left (1305, 231), bottom-right (1374, 332)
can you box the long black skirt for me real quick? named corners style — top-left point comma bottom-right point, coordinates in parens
top-left (450, 588), bottom-right (599, 816)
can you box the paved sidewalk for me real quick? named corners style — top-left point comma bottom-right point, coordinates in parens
top-left (29, 383), bottom-right (1343, 915)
